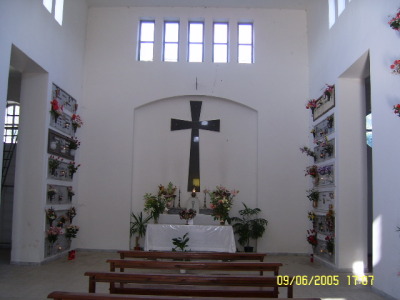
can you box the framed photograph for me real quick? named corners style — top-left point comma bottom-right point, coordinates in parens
top-left (313, 86), bottom-right (335, 121)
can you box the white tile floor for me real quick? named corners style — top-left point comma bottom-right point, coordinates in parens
top-left (0, 249), bottom-right (393, 300)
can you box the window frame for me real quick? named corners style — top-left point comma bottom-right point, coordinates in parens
top-left (4, 101), bottom-right (20, 144)
top-left (138, 20), bottom-right (156, 62)
top-left (188, 21), bottom-right (205, 63)
top-left (212, 22), bottom-right (229, 63)
top-left (163, 21), bottom-right (180, 62)
top-left (237, 22), bottom-right (254, 64)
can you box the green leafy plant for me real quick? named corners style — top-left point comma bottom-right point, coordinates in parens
top-left (231, 203), bottom-right (268, 251)
top-left (172, 232), bottom-right (190, 252)
top-left (130, 211), bottom-right (152, 249)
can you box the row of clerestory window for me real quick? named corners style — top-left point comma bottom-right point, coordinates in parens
top-left (139, 20), bottom-right (253, 64)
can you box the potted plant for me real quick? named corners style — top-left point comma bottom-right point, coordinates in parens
top-left (130, 211), bottom-right (152, 250)
top-left (231, 203), bottom-right (268, 252)
top-left (172, 232), bottom-right (190, 252)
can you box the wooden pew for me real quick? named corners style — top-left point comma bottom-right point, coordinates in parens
top-left (118, 250), bottom-right (266, 262)
top-left (107, 259), bottom-right (282, 276)
top-left (84, 272), bottom-right (294, 298)
top-left (48, 291), bottom-right (321, 300)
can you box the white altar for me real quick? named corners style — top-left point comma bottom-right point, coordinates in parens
top-left (144, 224), bottom-right (236, 252)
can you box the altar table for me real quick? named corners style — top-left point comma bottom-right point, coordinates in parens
top-left (144, 224), bottom-right (236, 253)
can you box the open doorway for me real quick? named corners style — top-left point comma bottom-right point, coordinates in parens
top-left (0, 45), bottom-right (47, 263)
top-left (0, 68), bottom-right (21, 260)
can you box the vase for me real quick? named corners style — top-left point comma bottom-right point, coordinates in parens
top-left (185, 219), bottom-right (189, 225)
top-left (219, 220), bottom-right (225, 225)
top-left (312, 200), bottom-right (318, 208)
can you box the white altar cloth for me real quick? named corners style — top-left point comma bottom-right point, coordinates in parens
top-left (144, 224), bottom-right (236, 253)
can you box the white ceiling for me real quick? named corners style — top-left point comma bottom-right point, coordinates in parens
top-left (86, 0), bottom-right (317, 10)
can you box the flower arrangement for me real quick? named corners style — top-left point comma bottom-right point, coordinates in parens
top-left (305, 165), bottom-right (318, 178)
top-left (49, 156), bottom-right (63, 175)
top-left (144, 193), bottom-right (168, 223)
top-left (324, 84), bottom-right (334, 100)
top-left (325, 208), bottom-right (335, 232)
top-left (326, 115), bottom-right (334, 128)
top-left (71, 114), bottom-right (83, 132)
top-left (66, 207), bottom-right (76, 223)
top-left (179, 209), bottom-right (197, 223)
top-left (158, 182), bottom-right (177, 206)
top-left (316, 137), bottom-right (334, 157)
top-left (69, 137), bottom-right (80, 150)
top-left (306, 229), bottom-right (318, 247)
top-left (67, 186), bottom-right (75, 201)
top-left (393, 104), bottom-right (400, 117)
top-left (206, 185), bottom-right (239, 222)
top-left (306, 188), bottom-right (319, 203)
top-left (308, 211), bottom-right (316, 222)
top-left (388, 9), bottom-right (400, 31)
top-left (57, 215), bottom-right (67, 228)
top-left (46, 207), bottom-right (57, 226)
top-left (390, 59), bottom-right (400, 74)
top-left (68, 161), bottom-right (81, 179)
top-left (50, 99), bottom-right (63, 122)
top-left (306, 99), bottom-right (319, 112)
top-left (65, 225), bottom-right (80, 239)
top-left (47, 226), bottom-right (63, 244)
top-left (47, 185), bottom-right (57, 201)
top-left (325, 234), bottom-right (334, 253)
top-left (299, 146), bottom-right (316, 161)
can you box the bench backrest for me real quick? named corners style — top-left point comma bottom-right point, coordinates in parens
top-left (48, 291), bottom-right (320, 300)
top-left (118, 250), bottom-right (266, 261)
top-left (84, 272), bottom-right (293, 297)
top-left (106, 259), bottom-right (282, 275)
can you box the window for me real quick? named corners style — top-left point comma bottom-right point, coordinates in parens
top-left (54, 0), bottom-right (64, 25)
top-left (139, 21), bottom-right (155, 62)
top-left (188, 22), bottom-right (204, 62)
top-left (42, 0), bottom-right (64, 25)
top-left (4, 102), bottom-right (20, 144)
top-left (43, 0), bottom-right (52, 13)
top-left (163, 21), bottom-right (179, 62)
top-left (213, 23), bottom-right (228, 63)
top-left (238, 23), bottom-right (253, 64)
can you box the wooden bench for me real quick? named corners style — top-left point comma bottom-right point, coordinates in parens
top-left (118, 250), bottom-right (266, 262)
top-left (107, 259), bottom-right (282, 276)
top-left (84, 272), bottom-right (294, 298)
top-left (48, 291), bottom-right (321, 300)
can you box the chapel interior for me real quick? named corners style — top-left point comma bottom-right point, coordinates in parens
top-left (0, 0), bottom-right (399, 299)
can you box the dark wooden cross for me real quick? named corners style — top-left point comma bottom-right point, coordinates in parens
top-left (171, 101), bottom-right (220, 192)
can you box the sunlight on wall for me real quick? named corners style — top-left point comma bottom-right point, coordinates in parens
top-left (328, 0), bottom-right (336, 28)
top-left (352, 261), bottom-right (365, 276)
top-left (373, 215), bottom-right (382, 266)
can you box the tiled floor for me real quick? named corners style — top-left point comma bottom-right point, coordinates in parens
top-left (0, 249), bottom-right (393, 300)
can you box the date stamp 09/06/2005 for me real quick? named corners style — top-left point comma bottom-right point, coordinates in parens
top-left (277, 275), bottom-right (375, 286)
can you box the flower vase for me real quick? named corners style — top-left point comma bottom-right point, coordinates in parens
top-left (219, 220), bottom-right (225, 225)
top-left (312, 200), bottom-right (318, 208)
top-left (185, 219), bottom-right (189, 225)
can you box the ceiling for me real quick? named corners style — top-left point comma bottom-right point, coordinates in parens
top-left (86, 0), bottom-right (316, 10)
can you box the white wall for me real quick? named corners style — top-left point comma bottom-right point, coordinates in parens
top-left (78, 6), bottom-right (310, 252)
top-left (0, 0), bottom-right (88, 263)
top-left (307, 0), bottom-right (400, 298)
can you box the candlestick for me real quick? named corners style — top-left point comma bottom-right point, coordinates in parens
top-left (178, 188), bottom-right (181, 208)
top-left (203, 190), bottom-right (207, 208)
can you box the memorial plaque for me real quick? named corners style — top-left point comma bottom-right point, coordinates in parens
top-left (48, 129), bottom-right (75, 160)
top-left (50, 113), bottom-right (74, 136)
top-left (48, 158), bottom-right (72, 181)
top-left (52, 83), bottom-right (77, 114)
top-left (47, 184), bottom-right (75, 204)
